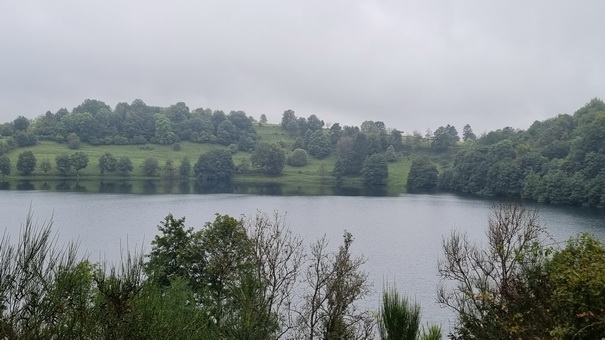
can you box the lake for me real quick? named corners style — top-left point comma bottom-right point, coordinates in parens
top-left (1, 188), bottom-right (604, 332)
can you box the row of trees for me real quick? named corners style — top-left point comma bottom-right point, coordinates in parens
top-left (279, 110), bottom-right (404, 187)
top-left (0, 99), bottom-right (259, 149)
top-left (1, 151), bottom-right (125, 177)
top-left (1, 98), bottom-right (483, 191)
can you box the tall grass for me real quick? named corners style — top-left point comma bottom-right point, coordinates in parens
top-left (378, 285), bottom-right (442, 340)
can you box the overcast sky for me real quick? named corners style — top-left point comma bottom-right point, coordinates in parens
top-left (1, 1), bottom-right (604, 134)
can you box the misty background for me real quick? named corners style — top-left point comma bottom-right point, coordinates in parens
top-left (1, 0), bottom-right (604, 134)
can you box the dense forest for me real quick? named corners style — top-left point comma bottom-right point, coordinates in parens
top-left (438, 98), bottom-right (605, 207)
top-left (1, 98), bottom-right (604, 206)
top-left (2, 203), bottom-right (605, 339)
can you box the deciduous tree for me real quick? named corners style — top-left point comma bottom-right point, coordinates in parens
top-left (361, 154), bottom-right (388, 187)
top-left (251, 143), bottom-right (286, 175)
top-left (70, 152), bottom-right (89, 177)
top-left (98, 152), bottom-right (117, 174)
top-left (407, 157), bottom-right (438, 190)
top-left (194, 149), bottom-right (235, 183)
top-left (117, 156), bottom-right (133, 175)
top-left (16, 151), bottom-right (36, 175)
top-left (55, 153), bottom-right (71, 175)
top-left (0, 155), bottom-right (10, 179)
top-left (142, 157), bottom-right (159, 177)
top-left (179, 157), bottom-right (191, 178)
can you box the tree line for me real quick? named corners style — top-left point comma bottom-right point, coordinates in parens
top-left (3, 96), bottom-right (605, 205)
top-left (0, 99), bottom-right (258, 149)
top-left (2, 202), bottom-right (604, 339)
top-left (406, 98), bottom-right (605, 207)
top-left (0, 98), bottom-right (419, 188)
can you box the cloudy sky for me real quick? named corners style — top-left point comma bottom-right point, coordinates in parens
top-left (1, 0), bottom-right (604, 134)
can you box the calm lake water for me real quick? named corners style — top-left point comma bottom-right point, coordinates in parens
top-left (2, 188), bottom-right (605, 332)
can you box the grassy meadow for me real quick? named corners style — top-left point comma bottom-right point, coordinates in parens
top-left (0, 124), bottom-right (448, 194)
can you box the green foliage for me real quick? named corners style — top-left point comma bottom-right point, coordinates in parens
top-left (70, 151), bottom-right (89, 176)
top-left (117, 156), bottom-right (133, 175)
top-left (146, 214), bottom-right (203, 287)
top-left (435, 202), bottom-right (605, 338)
top-left (462, 124), bottom-right (476, 142)
top-left (431, 125), bottom-right (458, 151)
top-left (407, 157), bottom-right (438, 190)
top-left (0, 155), bottom-right (10, 178)
top-left (378, 286), bottom-right (420, 340)
top-left (308, 130), bottom-right (331, 159)
top-left (281, 109), bottom-right (297, 132)
top-left (67, 132), bottom-right (81, 149)
top-left (98, 152), bottom-right (118, 174)
top-left (13, 116), bottom-right (30, 131)
top-left (154, 113), bottom-right (177, 144)
top-left (251, 142), bottom-right (286, 175)
top-left (55, 153), bottom-right (72, 175)
top-left (16, 150), bottom-right (36, 175)
top-left (543, 234), bottom-right (605, 339)
top-left (12, 131), bottom-right (38, 147)
top-left (146, 213), bottom-right (277, 338)
top-left (163, 159), bottom-right (176, 179)
top-left (287, 148), bottom-right (308, 167)
top-left (179, 156), bottom-right (191, 178)
top-left (216, 120), bottom-right (236, 145)
top-left (0, 213), bottom-right (97, 339)
top-left (333, 134), bottom-right (369, 179)
top-left (194, 149), bottom-right (235, 182)
top-left (361, 153), bottom-right (388, 187)
top-left (142, 157), bottom-right (159, 177)
top-left (385, 145), bottom-right (397, 162)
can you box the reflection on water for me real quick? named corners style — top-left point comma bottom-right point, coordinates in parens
top-left (0, 179), bottom-right (544, 199)
top-left (0, 179), bottom-right (394, 196)
top-left (98, 181), bottom-right (133, 194)
top-left (16, 181), bottom-right (35, 191)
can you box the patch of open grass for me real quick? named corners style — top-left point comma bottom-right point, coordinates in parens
top-left (2, 125), bottom-right (452, 195)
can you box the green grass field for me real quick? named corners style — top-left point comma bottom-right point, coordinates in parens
top-left (1, 124), bottom-right (446, 194)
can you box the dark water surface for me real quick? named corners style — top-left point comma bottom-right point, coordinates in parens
top-left (1, 189), bottom-right (604, 332)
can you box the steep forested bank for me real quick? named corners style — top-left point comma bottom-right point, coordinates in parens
top-left (1, 98), bottom-right (604, 206)
top-left (437, 98), bottom-right (605, 207)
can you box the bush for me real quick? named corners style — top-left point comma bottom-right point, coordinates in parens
top-left (113, 135), bottom-right (130, 145)
top-left (13, 131), bottom-right (38, 147)
top-left (67, 133), bottom-right (81, 149)
top-left (287, 148), bottom-right (308, 167)
top-left (142, 157), bottom-right (159, 177)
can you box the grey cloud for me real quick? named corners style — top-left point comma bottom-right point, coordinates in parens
top-left (1, 0), bottom-right (604, 134)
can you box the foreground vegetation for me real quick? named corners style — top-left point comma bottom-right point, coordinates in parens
top-left (1, 202), bottom-right (605, 339)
